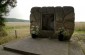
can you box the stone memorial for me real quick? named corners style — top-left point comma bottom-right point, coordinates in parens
top-left (30, 6), bottom-right (75, 41)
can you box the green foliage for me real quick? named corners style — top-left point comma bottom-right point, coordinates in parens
top-left (0, 0), bottom-right (17, 37)
top-left (31, 25), bottom-right (40, 35)
top-left (0, 0), bottom-right (17, 15)
top-left (0, 17), bottom-right (5, 26)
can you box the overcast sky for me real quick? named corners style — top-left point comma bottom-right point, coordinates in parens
top-left (6, 0), bottom-right (85, 22)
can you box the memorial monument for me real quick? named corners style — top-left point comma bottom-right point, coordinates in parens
top-left (30, 6), bottom-right (75, 41)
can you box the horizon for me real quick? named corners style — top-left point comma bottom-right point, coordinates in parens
top-left (6, 18), bottom-right (85, 22)
top-left (6, 0), bottom-right (85, 22)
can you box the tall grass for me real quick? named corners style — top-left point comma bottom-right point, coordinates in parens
top-left (75, 22), bottom-right (85, 31)
top-left (0, 22), bottom-right (30, 45)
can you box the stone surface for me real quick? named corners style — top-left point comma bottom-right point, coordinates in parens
top-left (3, 38), bottom-right (68, 55)
top-left (30, 7), bottom-right (75, 40)
top-left (2, 37), bottom-right (84, 55)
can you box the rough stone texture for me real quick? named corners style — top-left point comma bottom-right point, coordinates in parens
top-left (30, 6), bottom-right (75, 40)
top-left (3, 37), bottom-right (84, 55)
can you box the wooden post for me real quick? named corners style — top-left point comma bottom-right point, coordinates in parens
top-left (15, 30), bottom-right (17, 38)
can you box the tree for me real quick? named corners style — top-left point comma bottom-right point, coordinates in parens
top-left (0, 0), bottom-right (17, 36)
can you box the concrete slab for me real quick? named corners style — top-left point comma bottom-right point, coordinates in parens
top-left (3, 37), bottom-right (84, 55)
top-left (0, 45), bottom-right (21, 55)
top-left (3, 38), bottom-right (69, 55)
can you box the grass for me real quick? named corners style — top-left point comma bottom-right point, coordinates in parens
top-left (72, 22), bottom-right (85, 54)
top-left (4, 22), bottom-right (30, 30)
top-left (75, 22), bottom-right (85, 31)
top-left (0, 22), bottom-right (30, 45)
top-left (73, 22), bottom-right (85, 41)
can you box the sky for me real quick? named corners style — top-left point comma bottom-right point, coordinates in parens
top-left (6, 0), bottom-right (85, 22)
